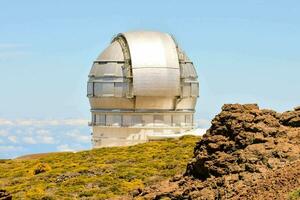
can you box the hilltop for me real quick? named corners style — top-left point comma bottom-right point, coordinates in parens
top-left (0, 136), bottom-right (199, 199)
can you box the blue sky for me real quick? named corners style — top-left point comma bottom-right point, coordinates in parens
top-left (0, 0), bottom-right (300, 158)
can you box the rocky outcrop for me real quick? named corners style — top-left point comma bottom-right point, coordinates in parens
top-left (0, 190), bottom-right (12, 200)
top-left (140, 104), bottom-right (300, 199)
top-left (280, 106), bottom-right (300, 127)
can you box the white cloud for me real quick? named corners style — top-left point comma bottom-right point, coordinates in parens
top-left (0, 119), bottom-right (13, 126)
top-left (0, 129), bottom-right (8, 136)
top-left (20, 129), bottom-right (55, 144)
top-left (8, 135), bottom-right (17, 143)
top-left (0, 145), bottom-right (23, 152)
top-left (57, 144), bottom-right (75, 152)
top-left (0, 117), bottom-right (91, 158)
top-left (36, 129), bottom-right (51, 136)
top-left (60, 119), bottom-right (88, 126)
top-left (197, 119), bottom-right (211, 128)
top-left (39, 135), bottom-right (55, 144)
top-left (22, 136), bottom-right (37, 144)
top-left (0, 118), bottom-right (88, 127)
top-left (66, 129), bottom-right (90, 143)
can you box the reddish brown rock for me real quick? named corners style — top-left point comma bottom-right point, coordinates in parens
top-left (139, 104), bottom-right (300, 200)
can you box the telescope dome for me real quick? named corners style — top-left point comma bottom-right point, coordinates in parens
top-left (87, 31), bottom-right (199, 147)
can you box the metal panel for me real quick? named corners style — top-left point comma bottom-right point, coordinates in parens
top-left (121, 31), bottom-right (180, 96)
top-left (191, 83), bottom-right (199, 97)
top-left (94, 82), bottom-right (114, 96)
top-left (90, 63), bottom-right (123, 77)
top-left (135, 96), bottom-right (175, 110)
top-left (113, 115), bottom-right (122, 126)
top-left (154, 115), bottom-right (164, 124)
top-left (133, 68), bottom-right (180, 96)
top-left (164, 115), bottom-right (172, 125)
top-left (99, 114), bottom-right (106, 125)
top-left (102, 83), bottom-right (114, 96)
top-left (132, 115), bottom-right (142, 126)
top-left (185, 114), bottom-right (192, 125)
top-left (122, 31), bottom-right (179, 69)
top-left (114, 82), bottom-right (126, 97)
top-left (106, 115), bottom-right (113, 126)
top-left (176, 98), bottom-right (197, 110)
top-left (96, 41), bottom-right (124, 62)
top-left (123, 115), bottom-right (131, 126)
top-left (89, 97), bottom-right (134, 109)
top-left (93, 77), bottom-right (124, 83)
top-left (173, 115), bottom-right (185, 126)
top-left (94, 82), bottom-right (102, 96)
top-left (87, 82), bottom-right (93, 96)
top-left (92, 113), bottom-right (96, 123)
top-left (95, 114), bottom-right (105, 125)
top-left (142, 115), bottom-right (153, 124)
top-left (106, 115), bottom-right (121, 126)
top-left (181, 63), bottom-right (197, 78)
top-left (182, 83), bottom-right (191, 97)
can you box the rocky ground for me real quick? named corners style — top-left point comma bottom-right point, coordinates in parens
top-left (139, 104), bottom-right (300, 199)
top-left (0, 190), bottom-right (12, 200)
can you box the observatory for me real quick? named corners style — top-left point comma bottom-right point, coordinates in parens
top-left (87, 31), bottom-right (199, 147)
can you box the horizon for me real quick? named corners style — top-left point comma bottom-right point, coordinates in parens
top-left (1, 0), bottom-right (300, 158)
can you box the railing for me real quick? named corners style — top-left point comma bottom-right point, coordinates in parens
top-left (89, 122), bottom-right (197, 128)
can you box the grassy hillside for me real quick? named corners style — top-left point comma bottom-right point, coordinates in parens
top-left (0, 136), bottom-right (199, 199)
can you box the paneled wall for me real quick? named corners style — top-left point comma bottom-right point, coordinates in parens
top-left (91, 113), bottom-right (194, 127)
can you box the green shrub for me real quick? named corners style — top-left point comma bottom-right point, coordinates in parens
top-left (289, 188), bottom-right (300, 200)
top-left (0, 136), bottom-right (200, 199)
top-left (32, 163), bottom-right (51, 175)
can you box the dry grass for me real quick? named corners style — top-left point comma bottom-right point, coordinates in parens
top-left (0, 136), bottom-right (199, 199)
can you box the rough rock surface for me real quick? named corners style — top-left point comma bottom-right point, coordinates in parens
top-left (0, 190), bottom-right (12, 200)
top-left (140, 104), bottom-right (300, 199)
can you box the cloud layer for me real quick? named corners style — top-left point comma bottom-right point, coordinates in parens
top-left (0, 117), bottom-right (210, 159)
top-left (0, 118), bottom-right (91, 158)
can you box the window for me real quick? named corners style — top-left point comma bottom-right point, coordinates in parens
top-left (92, 113), bottom-right (96, 124)
top-left (181, 63), bottom-right (197, 78)
top-left (112, 115), bottom-right (121, 126)
top-left (102, 83), bottom-right (114, 96)
top-left (122, 115), bottom-right (131, 126)
top-left (185, 115), bottom-right (192, 126)
top-left (154, 115), bottom-right (164, 125)
top-left (94, 82), bottom-right (114, 96)
top-left (132, 115), bottom-right (142, 126)
top-left (94, 82), bottom-right (102, 96)
top-left (114, 82), bottom-right (126, 97)
top-left (173, 115), bottom-right (185, 126)
top-left (98, 114), bottom-right (106, 126)
top-left (106, 115), bottom-right (121, 126)
top-left (142, 115), bottom-right (153, 126)
top-left (87, 82), bottom-right (93, 96)
top-left (93, 114), bottom-right (105, 125)
top-left (164, 115), bottom-right (172, 126)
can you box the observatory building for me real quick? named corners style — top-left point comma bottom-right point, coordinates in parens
top-left (87, 31), bottom-right (199, 148)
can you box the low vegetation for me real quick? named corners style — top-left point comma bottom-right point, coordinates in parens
top-left (0, 136), bottom-right (199, 199)
top-left (290, 189), bottom-right (300, 200)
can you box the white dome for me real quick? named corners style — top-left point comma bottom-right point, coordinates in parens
top-left (87, 31), bottom-right (199, 147)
